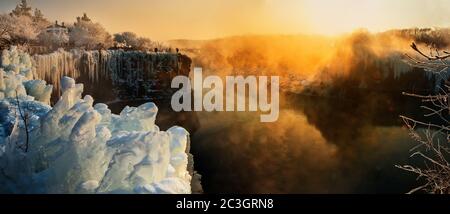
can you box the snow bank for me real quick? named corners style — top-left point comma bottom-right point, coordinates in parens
top-left (0, 47), bottom-right (191, 194)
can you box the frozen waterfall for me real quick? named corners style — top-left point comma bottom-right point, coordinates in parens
top-left (33, 49), bottom-right (182, 98)
top-left (0, 47), bottom-right (192, 194)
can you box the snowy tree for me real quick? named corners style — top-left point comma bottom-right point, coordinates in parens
top-left (137, 37), bottom-right (155, 50)
top-left (33, 8), bottom-right (44, 22)
top-left (37, 31), bottom-right (69, 49)
top-left (0, 14), bottom-right (14, 39)
top-left (32, 8), bottom-right (50, 31)
top-left (113, 32), bottom-right (139, 48)
top-left (0, 14), bottom-right (14, 49)
top-left (136, 37), bottom-right (171, 51)
top-left (11, 0), bottom-right (32, 17)
top-left (151, 41), bottom-right (169, 51)
top-left (397, 43), bottom-right (450, 194)
top-left (79, 13), bottom-right (91, 22)
top-left (1, 1), bottom-right (49, 45)
top-left (113, 32), bottom-right (167, 51)
top-left (9, 15), bottom-right (39, 44)
top-left (70, 14), bottom-right (112, 49)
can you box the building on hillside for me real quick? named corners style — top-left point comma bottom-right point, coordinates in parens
top-left (46, 21), bottom-right (69, 35)
top-left (76, 13), bottom-right (91, 24)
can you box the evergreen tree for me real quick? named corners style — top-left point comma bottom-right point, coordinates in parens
top-left (33, 8), bottom-right (45, 22)
top-left (81, 13), bottom-right (91, 22)
top-left (11, 0), bottom-right (32, 17)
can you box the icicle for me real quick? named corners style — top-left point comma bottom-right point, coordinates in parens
top-left (32, 49), bottom-right (180, 98)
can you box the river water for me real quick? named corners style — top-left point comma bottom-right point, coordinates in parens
top-left (28, 47), bottom-right (438, 193)
top-left (109, 92), bottom-right (425, 194)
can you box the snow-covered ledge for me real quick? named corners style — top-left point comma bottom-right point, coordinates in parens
top-left (0, 47), bottom-right (191, 194)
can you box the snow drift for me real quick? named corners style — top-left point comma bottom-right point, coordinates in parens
top-left (0, 47), bottom-right (191, 194)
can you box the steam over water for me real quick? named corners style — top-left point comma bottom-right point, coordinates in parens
top-left (188, 94), bottom-right (421, 193)
top-left (165, 34), bottom-right (446, 193)
top-left (107, 93), bottom-right (423, 193)
top-left (29, 31), bottom-right (447, 193)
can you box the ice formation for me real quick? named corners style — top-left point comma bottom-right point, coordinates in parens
top-left (375, 53), bottom-right (413, 79)
top-left (1, 47), bottom-right (53, 104)
top-left (33, 49), bottom-right (180, 96)
top-left (0, 47), bottom-right (191, 194)
top-left (309, 50), bottom-right (450, 93)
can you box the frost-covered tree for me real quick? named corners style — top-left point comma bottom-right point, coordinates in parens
top-left (11, 0), bottom-right (32, 17)
top-left (151, 41), bottom-right (169, 51)
top-left (32, 8), bottom-right (50, 31)
top-left (0, 14), bottom-right (14, 39)
top-left (70, 14), bottom-right (112, 49)
top-left (33, 8), bottom-right (44, 22)
top-left (113, 32), bottom-right (139, 48)
top-left (0, 1), bottom-right (49, 46)
top-left (113, 32), bottom-right (168, 51)
top-left (0, 14), bottom-right (14, 49)
top-left (8, 15), bottom-right (39, 45)
top-left (37, 30), bottom-right (69, 49)
top-left (397, 43), bottom-right (450, 194)
top-left (137, 37), bottom-right (171, 51)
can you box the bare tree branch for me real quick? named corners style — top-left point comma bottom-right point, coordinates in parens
top-left (399, 42), bottom-right (450, 194)
top-left (15, 90), bottom-right (29, 153)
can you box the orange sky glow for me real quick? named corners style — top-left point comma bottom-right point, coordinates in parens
top-left (1, 0), bottom-right (450, 40)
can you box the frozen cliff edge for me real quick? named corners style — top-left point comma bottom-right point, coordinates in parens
top-left (0, 47), bottom-right (191, 194)
top-left (32, 48), bottom-right (192, 103)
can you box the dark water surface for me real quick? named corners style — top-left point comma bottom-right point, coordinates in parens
top-left (109, 93), bottom-right (424, 194)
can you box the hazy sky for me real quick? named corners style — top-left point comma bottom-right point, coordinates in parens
top-left (1, 0), bottom-right (450, 40)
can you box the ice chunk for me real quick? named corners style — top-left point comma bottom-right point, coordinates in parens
top-left (0, 47), bottom-right (192, 194)
top-left (134, 178), bottom-right (191, 194)
top-left (23, 80), bottom-right (53, 104)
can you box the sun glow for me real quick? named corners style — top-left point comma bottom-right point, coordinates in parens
top-left (302, 0), bottom-right (384, 35)
top-left (299, 0), bottom-right (450, 36)
top-left (1, 0), bottom-right (450, 39)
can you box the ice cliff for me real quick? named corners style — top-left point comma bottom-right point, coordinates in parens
top-left (0, 47), bottom-right (191, 194)
top-left (32, 49), bottom-right (191, 101)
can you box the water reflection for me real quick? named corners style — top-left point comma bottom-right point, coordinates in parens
top-left (108, 93), bottom-right (422, 193)
top-left (191, 93), bottom-right (420, 193)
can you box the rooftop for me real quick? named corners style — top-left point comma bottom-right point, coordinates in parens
top-left (47, 21), bottom-right (67, 29)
